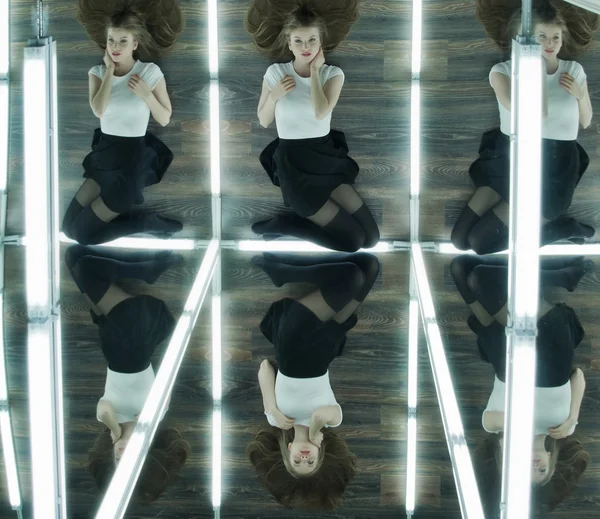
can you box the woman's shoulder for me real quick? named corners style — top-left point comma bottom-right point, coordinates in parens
top-left (560, 59), bottom-right (585, 76)
top-left (137, 60), bottom-right (163, 74)
top-left (490, 60), bottom-right (510, 75)
top-left (88, 64), bottom-right (105, 77)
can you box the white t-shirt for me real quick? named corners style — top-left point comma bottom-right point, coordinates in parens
top-left (97, 365), bottom-right (167, 424)
top-left (482, 376), bottom-right (576, 436)
top-left (489, 59), bottom-right (586, 141)
top-left (89, 60), bottom-right (165, 137)
top-left (264, 371), bottom-right (343, 428)
top-left (263, 61), bottom-right (345, 139)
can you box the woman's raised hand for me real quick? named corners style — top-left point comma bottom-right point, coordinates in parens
top-left (272, 408), bottom-right (295, 429)
top-left (128, 74), bottom-right (152, 100)
top-left (103, 50), bottom-right (116, 71)
top-left (548, 417), bottom-right (577, 439)
top-left (309, 48), bottom-right (325, 72)
top-left (270, 75), bottom-right (296, 102)
top-left (110, 424), bottom-right (123, 444)
top-left (310, 430), bottom-right (324, 448)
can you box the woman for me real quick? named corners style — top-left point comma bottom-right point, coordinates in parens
top-left (451, 0), bottom-right (598, 254)
top-left (64, 244), bottom-right (190, 502)
top-left (245, 1), bottom-right (380, 252)
top-left (62, 1), bottom-right (185, 245)
top-left (247, 251), bottom-right (380, 508)
top-left (450, 254), bottom-right (591, 513)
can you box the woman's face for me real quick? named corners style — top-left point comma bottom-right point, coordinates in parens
top-left (288, 439), bottom-right (319, 475)
top-left (106, 28), bottom-right (138, 63)
top-left (531, 444), bottom-right (551, 484)
top-left (288, 27), bottom-right (321, 62)
top-left (535, 23), bottom-right (563, 59)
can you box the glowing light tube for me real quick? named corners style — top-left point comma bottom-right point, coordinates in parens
top-left (237, 240), bottom-right (393, 253)
top-left (411, 243), bottom-right (484, 519)
top-left (95, 240), bottom-right (219, 519)
top-left (0, 0), bottom-right (9, 77)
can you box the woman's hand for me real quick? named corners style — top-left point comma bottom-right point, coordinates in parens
top-left (270, 75), bottom-right (296, 102)
top-left (128, 74), bottom-right (152, 101)
top-left (103, 50), bottom-right (116, 72)
top-left (110, 424), bottom-right (123, 444)
top-left (309, 48), bottom-right (325, 72)
top-left (271, 408), bottom-right (295, 429)
top-left (310, 430), bottom-right (324, 448)
top-left (560, 73), bottom-right (583, 100)
top-left (548, 417), bottom-right (577, 439)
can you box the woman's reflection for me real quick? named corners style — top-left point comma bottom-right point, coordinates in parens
top-left (247, 252), bottom-right (379, 508)
top-left (62, 1), bottom-right (185, 246)
top-left (64, 245), bottom-right (190, 502)
top-left (450, 254), bottom-right (591, 513)
top-left (452, 1), bottom-right (598, 254)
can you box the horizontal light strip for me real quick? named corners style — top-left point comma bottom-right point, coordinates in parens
top-left (438, 242), bottom-right (600, 256)
top-left (56, 233), bottom-right (197, 250)
top-left (237, 240), bottom-right (393, 252)
top-left (411, 243), bottom-right (484, 519)
top-left (96, 240), bottom-right (219, 519)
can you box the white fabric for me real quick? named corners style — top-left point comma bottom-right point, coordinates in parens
top-left (482, 376), bottom-right (576, 436)
top-left (490, 59), bottom-right (586, 141)
top-left (89, 60), bottom-right (164, 137)
top-left (264, 371), bottom-right (342, 428)
top-left (98, 365), bottom-right (167, 424)
top-left (263, 61), bottom-right (345, 139)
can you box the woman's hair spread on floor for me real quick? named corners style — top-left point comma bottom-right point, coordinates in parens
top-left (244, 0), bottom-right (360, 61)
top-left (475, 0), bottom-right (599, 58)
top-left (474, 433), bottom-right (590, 517)
top-left (247, 426), bottom-right (356, 509)
top-left (88, 427), bottom-right (191, 503)
top-left (77, 0), bottom-right (185, 61)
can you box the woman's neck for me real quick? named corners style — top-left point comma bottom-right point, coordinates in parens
top-left (544, 57), bottom-right (558, 75)
top-left (293, 424), bottom-right (309, 439)
top-left (114, 57), bottom-right (136, 77)
top-left (293, 60), bottom-right (311, 78)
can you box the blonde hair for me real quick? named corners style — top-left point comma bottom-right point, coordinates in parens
top-left (244, 0), bottom-right (360, 61)
top-left (475, 0), bottom-right (599, 59)
top-left (77, 0), bottom-right (185, 61)
top-left (247, 426), bottom-right (356, 509)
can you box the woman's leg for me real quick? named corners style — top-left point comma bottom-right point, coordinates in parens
top-left (329, 184), bottom-right (380, 248)
top-left (62, 179), bottom-right (102, 238)
top-left (451, 187), bottom-right (502, 250)
top-left (67, 197), bottom-right (120, 245)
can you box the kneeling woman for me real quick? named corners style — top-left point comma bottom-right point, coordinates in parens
top-left (450, 254), bottom-right (591, 514)
top-left (245, 1), bottom-right (379, 252)
top-left (62, 1), bottom-right (185, 245)
top-left (64, 245), bottom-right (190, 502)
top-left (247, 252), bottom-right (380, 508)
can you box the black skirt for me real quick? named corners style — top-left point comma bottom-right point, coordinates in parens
top-left (82, 129), bottom-right (173, 214)
top-left (259, 297), bottom-right (358, 378)
top-left (468, 127), bottom-right (589, 220)
top-left (91, 295), bottom-right (176, 374)
top-left (469, 303), bottom-right (583, 387)
top-left (259, 129), bottom-right (360, 217)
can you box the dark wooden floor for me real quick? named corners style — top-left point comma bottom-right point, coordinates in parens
top-left (0, 0), bottom-right (599, 518)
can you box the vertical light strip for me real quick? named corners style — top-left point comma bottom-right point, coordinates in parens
top-left (210, 82), bottom-right (221, 197)
top-left (212, 292), bottom-right (222, 402)
top-left (25, 41), bottom-right (65, 519)
top-left (0, 0), bottom-right (9, 77)
top-left (405, 298), bottom-right (419, 514)
top-left (500, 35), bottom-right (542, 519)
top-left (207, 0), bottom-right (219, 77)
top-left (212, 408), bottom-right (222, 508)
top-left (411, 244), bottom-right (484, 519)
top-left (96, 241), bottom-right (219, 519)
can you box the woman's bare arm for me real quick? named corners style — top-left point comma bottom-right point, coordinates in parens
top-left (90, 71), bottom-right (113, 118)
top-left (568, 368), bottom-right (585, 422)
top-left (145, 77), bottom-right (172, 127)
top-left (257, 79), bottom-right (277, 128)
top-left (258, 359), bottom-right (277, 414)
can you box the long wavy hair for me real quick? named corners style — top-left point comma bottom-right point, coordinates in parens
top-left (475, 0), bottom-right (599, 59)
top-left (88, 427), bottom-right (190, 503)
top-left (247, 426), bottom-right (356, 509)
top-left (77, 0), bottom-right (185, 61)
top-left (244, 0), bottom-right (360, 61)
top-left (474, 433), bottom-right (590, 517)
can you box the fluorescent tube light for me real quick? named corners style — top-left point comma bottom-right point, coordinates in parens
top-left (24, 52), bottom-right (50, 310)
top-left (237, 240), bottom-right (393, 252)
top-left (207, 0), bottom-right (219, 76)
top-left (410, 82), bottom-right (421, 198)
top-left (210, 81), bottom-right (221, 196)
top-left (96, 240), bottom-right (219, 519)
top-left (0, 410), bottom-right (21, 508)
top-left (56, 232), bottom-right (196, 250)
top-left (0, 0), bottom-right (8, 77)
top-left (405, 415), bottom-right (417, 514)
top-left (212, 295), bottom-right (222, 401)
top-left (0, 81), bottom-right (7, 194)
top-left (212, 408), bottom-right (222, 508)
top-left (410, 245), bottom-right (435, 320)
top-left (408, 299), bottom-right (419, 409)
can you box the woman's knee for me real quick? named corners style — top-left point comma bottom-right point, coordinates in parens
top-left (344, 263), bottom-right (367, 299)
top-left (352, 253), bottom-right (380, 286)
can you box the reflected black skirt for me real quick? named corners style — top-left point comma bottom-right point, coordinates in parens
top-left (469, 303), bottom-right (583, 387)
top-left (259, 129), bottom-right (359, 217)
top-left (468, 127), bottom-right (589, 220)
top-left (82, 129), bottom-right (173, 214)
top-left (259, 297), bottom-right (358, 378)
top-left (92, 295), bottom-right (176, 374)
